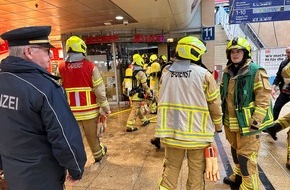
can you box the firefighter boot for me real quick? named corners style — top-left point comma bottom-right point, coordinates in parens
top-left (150, 137), bottom-right (161, 149)
top-left (223, 174), bottom-right (242, 187)
top-left (266, 123), bottom-right (282, 141)
top-left (286, 164), bottom-right (290, 170)
top-left (141, 120), bottom-right (150, 126)
top-left (126, 121), bottom-right (138, 132)
top-left (126, 126), bottom-right (138, 132)
top-left (94, 143), bottom-right (107, 163)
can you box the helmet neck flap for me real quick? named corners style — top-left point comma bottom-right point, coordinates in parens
top-left (65, 52), bottom-right (86, 62)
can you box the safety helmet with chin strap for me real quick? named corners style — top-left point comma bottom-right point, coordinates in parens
top-left (226, 37), bottom-right (251, 58)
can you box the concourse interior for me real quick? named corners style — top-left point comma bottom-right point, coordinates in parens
top-left (65, 102), bottom-right (290, 190)
top-left (1, 1), bottom-right (290, 190)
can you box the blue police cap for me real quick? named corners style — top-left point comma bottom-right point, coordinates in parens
top-left (0, 26), bottom-right (54, 48)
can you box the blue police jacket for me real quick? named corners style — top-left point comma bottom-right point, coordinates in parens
top-left (0, 56), bottom-right (87, 190)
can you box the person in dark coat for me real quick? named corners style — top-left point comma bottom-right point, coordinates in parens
top-left (0, 26), bottom-right (87, 190)
top-left (265, 46), bottom-right (290, 139)
top-left (270, 46), bottom-right (290, 120)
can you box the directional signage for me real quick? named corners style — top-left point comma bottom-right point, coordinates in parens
top-left (202, 26), bottom-right (215, 41)
top-left (229, 0), bottom-right (290, 24)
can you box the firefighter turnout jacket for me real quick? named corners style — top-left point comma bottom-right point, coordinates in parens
top-left (155, 61), bottom-right (223, 149)
top-left (220, 60), bottom-right (273, 136)
top-left (58, 59), bottom-right (110, 121)
top-left (130, 68), bottom-right (152, 101)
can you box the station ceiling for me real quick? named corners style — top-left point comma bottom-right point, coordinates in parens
top-left (0, 0), bottom-right (202, 47)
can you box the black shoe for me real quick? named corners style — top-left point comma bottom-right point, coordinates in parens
top-left (150, 138), bottom-right (161, 149)
top-left (94, 157), bottom-right (102, 162)
top-left (265, 123), bottom-right (282, 141)
top-left (126, 127), bottom-right (138, 132)
top-left (286, 163), bottom-right (290, 170)
top-left (223, 175), bottom-right (242, 187)
top-left (262, 129), bottom-right (268, 133)
top-left (141, 120), bottom-right (150, 126)
top-left (94, 145), bottom-right (107, 162)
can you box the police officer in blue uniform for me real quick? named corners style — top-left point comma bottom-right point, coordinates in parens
top-left (0, 26), bottom-right (87, 190)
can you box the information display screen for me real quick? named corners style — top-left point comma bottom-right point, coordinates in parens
top-left (229, 0), bottom-right (290, 24)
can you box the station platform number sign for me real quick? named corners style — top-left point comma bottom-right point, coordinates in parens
top-left (202, 26), bottom-right (215, 41)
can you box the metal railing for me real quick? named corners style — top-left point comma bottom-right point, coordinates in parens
top-left (215, 5), bottom-right (264, 51)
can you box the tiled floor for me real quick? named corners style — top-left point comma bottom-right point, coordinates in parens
top-left (65, 102), bottom-right (290, 190)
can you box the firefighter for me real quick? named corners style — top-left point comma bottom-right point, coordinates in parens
top-left (142, 54), bottom-right (150, 86)
top-left (266, 60), bottom-right (290, 170)
top-left (126, 54), bottom-right (152, 132)
top-left (156, 36), bottom-right (223, 189)
top-left (58, 36), bottom-right (111, 163)
top-left (220, 37), bottom-right (273, 189)
top-left (146, 54), bottom-right (159, 114)
top-left (269, 113), bottom-right (290, 170)
top-left (150, 55), bottom-right (173, 149)
top-left (142, 53), bottom-right (149, 70)
top-left (146, 54), bottom-right (158, 77)
top-left (149, 57), bottom-right (161, 114)
top-left (122, 64), bottom-right (133, 98)
top-left (159, 54), bottom-right (167, 67)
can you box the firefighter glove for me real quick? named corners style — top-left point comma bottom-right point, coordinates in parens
top-left (205, 145), bottom-right (220, 182)
top-left (97, 115), bottom-right (107, 137)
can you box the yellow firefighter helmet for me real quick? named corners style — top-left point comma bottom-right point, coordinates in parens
top-left (159, 55), bottom-right (167, 63)
top-left (226, 37), bottom-right (251, 58)
top-left (149, 54), bottom-right (158, 63)
top-left (175, 36), bottom-right (206, 62)
top-left (66, 36), bottom-right (87, 54)
top-left (150, 62), bottom-right (161, 73)
top-left (132, 54), bottom-right (144, 67)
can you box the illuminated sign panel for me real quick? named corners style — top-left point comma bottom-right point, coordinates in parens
top-left (84, 34), bottom-right (165, 44)
top-left (229, 0), bottom-right (290, 24)
top-left (0, 41), bottom-right (8, 55)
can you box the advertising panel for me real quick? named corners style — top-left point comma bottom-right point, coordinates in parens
top-left (259, 48), bottom-right (286, 84)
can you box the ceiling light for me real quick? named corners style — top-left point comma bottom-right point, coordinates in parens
top-left (167, 38), bottom-right (174, 43)
top-left (104, 22), bottom-right (112, 26)
top-left (115, 16), bottom-right (124, 20)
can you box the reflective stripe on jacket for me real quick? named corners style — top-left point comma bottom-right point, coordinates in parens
top-left (156, 62), bottom-right (222, 148)
top-left (58, 59), bottom-right (109, 120)
top-left (130, 69), bottom-right (151, 101)
top-left (220, 61), bottom-right (273, 136)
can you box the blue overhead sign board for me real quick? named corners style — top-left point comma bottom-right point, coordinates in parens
top-left (202, 26), bottom-right (215, 41)
top-left (229, 0), bottom-right (290, 24)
